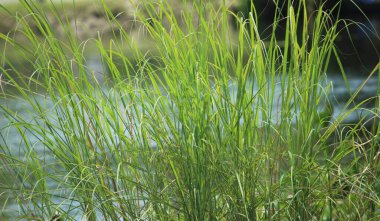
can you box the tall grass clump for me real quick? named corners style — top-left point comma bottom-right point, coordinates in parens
top-left (0, 0), bottom-right (379, 220)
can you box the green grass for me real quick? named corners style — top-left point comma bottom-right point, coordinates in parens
top-left (0, 0), bottom-right (379, 220)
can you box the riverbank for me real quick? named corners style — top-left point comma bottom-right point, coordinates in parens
top-left (0, 1), bottom-right (133, 39)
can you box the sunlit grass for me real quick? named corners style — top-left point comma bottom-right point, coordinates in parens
top-left (0, 0), bottom-right (379, 220)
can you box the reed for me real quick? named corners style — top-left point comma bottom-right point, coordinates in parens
top-left (0, 0), bottom-right (379, 220)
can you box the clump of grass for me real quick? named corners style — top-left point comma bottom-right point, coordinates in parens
top-left (0, 0), bottom-right (379, 220)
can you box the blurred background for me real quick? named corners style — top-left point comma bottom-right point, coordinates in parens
top-left (0, 0), bottom-right (379, 71)
top-left (1, 0), bottom-right (378, 120)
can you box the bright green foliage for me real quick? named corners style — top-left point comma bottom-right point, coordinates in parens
top-left (0, 0), bottom-right (379, 220)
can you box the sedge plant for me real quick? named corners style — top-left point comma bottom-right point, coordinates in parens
top-left (0, 0), bottom-right (379, 220)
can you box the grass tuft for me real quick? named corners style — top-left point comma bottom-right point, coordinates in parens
top-left (0, 0), bottom-right (379, 220)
